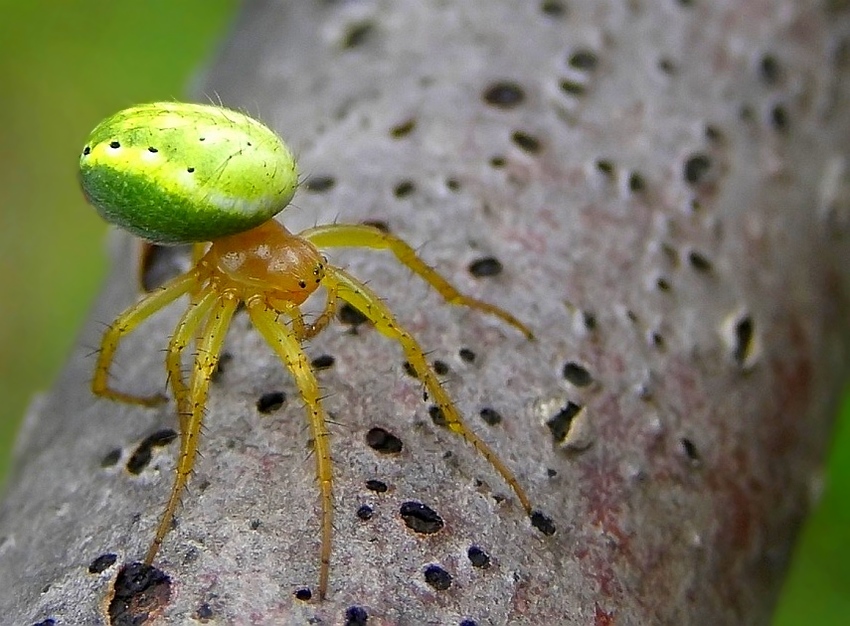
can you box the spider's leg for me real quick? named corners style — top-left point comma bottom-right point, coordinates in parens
top-left (191, 242), bottom-right (209, 265)
top-left (299, 224), bottom-right (533, 339)
top-left (166, 290), bottom-right (218, 431)
top-left (92, 271), bottom-right (197, 406)
top-left (248, 303), bottom-right (334, 599)
top-left (189, 241), bottom-right (210, 314)
top-left (189, 244), bottom-right (211, 307)
top-left (325, 266), bottom-right (532, 515)
top-left (145, 294), bottom-right (238, 565)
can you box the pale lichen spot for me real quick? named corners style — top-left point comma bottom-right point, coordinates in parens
top-left (719, 308), bottom-right (761, 370)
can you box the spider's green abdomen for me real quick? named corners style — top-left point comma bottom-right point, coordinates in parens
top-left (79, 102), bottom-right (298, 244)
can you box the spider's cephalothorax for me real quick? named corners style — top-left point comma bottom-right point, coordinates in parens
top-left (81, 102), bottom-right (544, 600)
top-left (202, 220), bottom-right (327, 307)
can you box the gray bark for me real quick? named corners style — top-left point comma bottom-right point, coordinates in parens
top-left (3, 0), bottom-right (850, 624)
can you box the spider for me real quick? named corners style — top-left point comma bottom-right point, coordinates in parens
top-left (80, 102), bottom-right (540, 599)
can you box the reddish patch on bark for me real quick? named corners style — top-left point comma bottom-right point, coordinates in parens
top-left (768, 317), bottom-right (812, 458)
top-left (592, 563), bottom-right (622, 597)
top-left (724, 480), bottom-right (756, 551)
top-left (574, 439), bottom-right (633, 599)
top-left (582, 463), bottom-right (631, 549)
top-left (594, 603), bottom-right (616, 626)
top-left (568, 392), bottom-right (639, 601)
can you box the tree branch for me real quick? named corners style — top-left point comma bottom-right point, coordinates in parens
top-left (2, 1), bottom-right (849, 624)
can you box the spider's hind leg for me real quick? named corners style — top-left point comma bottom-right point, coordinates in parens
top-left (92, 271), bottom-right (197, 406)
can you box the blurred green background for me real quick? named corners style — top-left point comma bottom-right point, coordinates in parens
top-left (0, 1), bottom-right (846, 622)
top-left (0, 0), bottom-right (238, 471)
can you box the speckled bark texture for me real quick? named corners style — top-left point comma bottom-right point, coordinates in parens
top-left (2, 1), bottom-right (850, 624)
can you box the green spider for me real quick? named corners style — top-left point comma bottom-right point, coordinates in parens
top-left (80, 101), bottom-right (540, 600)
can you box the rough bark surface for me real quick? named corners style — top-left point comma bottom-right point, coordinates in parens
top-left (2, 1), bottom-right (850, 624)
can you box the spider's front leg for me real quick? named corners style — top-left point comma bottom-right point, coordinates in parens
top-left (247, 301), bottom-right (334, 599)
top-left (92, 271), bottom-right (197, 406)
top-left (299, 224), bottom-right (534, 340)
top-left (325, 265), bottom-right (533, 515)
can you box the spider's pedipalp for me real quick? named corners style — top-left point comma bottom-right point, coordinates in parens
top-left (298, 282), bottom-right (339, 342)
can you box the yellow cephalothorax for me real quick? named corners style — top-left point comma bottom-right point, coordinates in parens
top-left (81, 101), bottom-right (546, 600)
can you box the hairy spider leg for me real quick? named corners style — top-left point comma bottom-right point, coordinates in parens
top-left (326, 265), bottom-right (533, 515)
top-left (150, 289), bottom-right (218, 566)
top-left (192, 243), bottom-right (209, 265)
top-left (145, 294), bottom-right (238, 566)
top-left (299, 224), bottom-right (534, 340)
top-left (165, 290), bottom-right (219, 431)
top-left (189, 243), bottom-right (212, 308)
top-left (92, 271), bottom-right (197, 406)
top-left (248, 303), bottom-right (334, 599)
